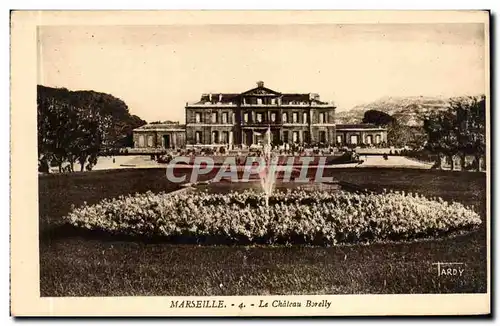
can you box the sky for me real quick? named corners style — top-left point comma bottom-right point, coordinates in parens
top-left (38, 23), bottom-right (486, 123)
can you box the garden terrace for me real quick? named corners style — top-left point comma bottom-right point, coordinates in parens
top-left (39, 168), bottom-right (487, 296)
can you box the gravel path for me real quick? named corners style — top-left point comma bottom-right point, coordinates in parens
top-left (77, 154), bottom-right (434, 171)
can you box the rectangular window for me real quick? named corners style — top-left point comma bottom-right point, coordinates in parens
top-left (257, 98), bottom-right (263, 105)
top-left (366, 135), bottom-right (373, 145)
top-left (195, 131), bottom-right (202, 144)
top-left (138, 135), bottom-right (145, 147)
top-left (222, 112), bottom-right (228, 124)
top-left (232, 112), bottom-right (236, 124)
top-left (320, 131), bottom-right (327, 143)
top-left (283, 131), bottom-right (289, 143)
top-left (292, 131), bottom-right (299, 143)
top-left (304, 131), bottom-right (310, 143)
top-left (375, 134), bottom-right (381, 144)
top-left (336, 134), bottom-right (342, 144)
top-left (195, 112), bottom-right (202, 123)
top-left (212, 131), bottom-right (219, 144)
top-left (257, 112), bottom-right (263, 123)
top-left (244, 112), bottom-right (249, 123)
top-left (271, 98), bottom-right (276, 105)
top-left (222, 131), bottom-right (229, 143)
top-left (303, 112), bottom-right (308, 124)
top-left (147, 135), bottom-right (154, 147)
top-left (350, 135), bottom-right (358, 145)
top-left (270, 112), bottom-right (276, 122)
top-left (319, 112), bottom-right (325, 124)
top-left (282, 113), bottom-right (288, 123)
top-left (292, 112), bottom-right (299, 123)
top-left (211, 112), bottom-right (217, 124)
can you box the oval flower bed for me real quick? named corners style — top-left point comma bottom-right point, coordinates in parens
top-left (64, 189), bottom-right (482, 245)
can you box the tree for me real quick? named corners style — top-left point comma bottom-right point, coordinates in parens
top-left (37, 96), bottom-right (80, 172)
top-left (387, 122), bottom-right (423, 148)
top-left (37, 85), bottom-right (147, 172)
top-left (37, 96), bottom-right (103, 172)
top-left (471, 96), bottom-right (486, 171)
top-left (71, 109), bottom-right (103, 171)
top-left (363, 110), bottom-right (424, 149)
top-left (438, 109), bottom-right (461, 171)
top-left (424, 109), bottom-right (462, 170)
top-left (119, 115), bottom-right (147, 147)
top-left (38, 85), bottom-right (146, 148)
top-left (406, 126), bottom-right (427, 150)
top-left (362, 110), bottom-right (395, 126)
top-left (451, 96), bottom-right (486, 171)
top-left (423, 111), bottom-right (447, 169)
top-left (150, 120), bottom-right (179, 125)
top-left (422, 95), bottom-right (486, 171)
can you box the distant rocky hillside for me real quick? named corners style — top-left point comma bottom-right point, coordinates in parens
top-left (336, 96), bottom-right (451, 126)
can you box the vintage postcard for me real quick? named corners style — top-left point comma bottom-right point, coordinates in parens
top-left (10, 10), bottom-right (490, 316)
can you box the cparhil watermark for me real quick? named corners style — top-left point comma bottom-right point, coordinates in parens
top-left (164, 155), bottom-right (333, 184)
top-left (432, 262), bottom-right (466, 277)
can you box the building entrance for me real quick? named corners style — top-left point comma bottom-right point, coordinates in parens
top-left (163, 134), bottom-right (171, 148)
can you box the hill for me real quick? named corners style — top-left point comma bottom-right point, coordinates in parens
top-left (336, 96), bottom-right (451, 126)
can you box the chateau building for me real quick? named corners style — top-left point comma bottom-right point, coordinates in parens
top-left (133, 81), bottom-right (387, 149)
top-left (185, 81), bottom-right (336, 147)
top-left (335, 124), bottom-right (388, 146)
top-left (133, 122), bottom-right (186, 149)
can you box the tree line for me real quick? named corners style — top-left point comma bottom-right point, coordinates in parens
top-left (37, 85), bottom-right (146, 173)
top-left (423, 95), bottom-right (486, 171)
top-left (362, 95), bottom-right (486, 171)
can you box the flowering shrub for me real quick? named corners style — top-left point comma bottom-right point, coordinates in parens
top-left (64, 189), bottom-right (482, 245)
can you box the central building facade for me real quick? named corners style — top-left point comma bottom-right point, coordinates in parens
top-left (185, 81), bottom-right (336, 147)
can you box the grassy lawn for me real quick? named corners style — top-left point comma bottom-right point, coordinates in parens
top-left (39, 168), bottom-right (487, 296)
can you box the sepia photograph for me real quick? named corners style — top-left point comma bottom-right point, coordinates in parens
top-left (10, 10), bottom-right (490, 316)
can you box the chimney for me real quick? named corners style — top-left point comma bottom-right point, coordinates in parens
top-left (309, 93), bottom-right (320, 101)
top-left (256, 81), bottom-right (264, 88)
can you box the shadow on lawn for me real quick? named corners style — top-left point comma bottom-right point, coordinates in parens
top-left (40, 221), bottom-right (483, 248)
